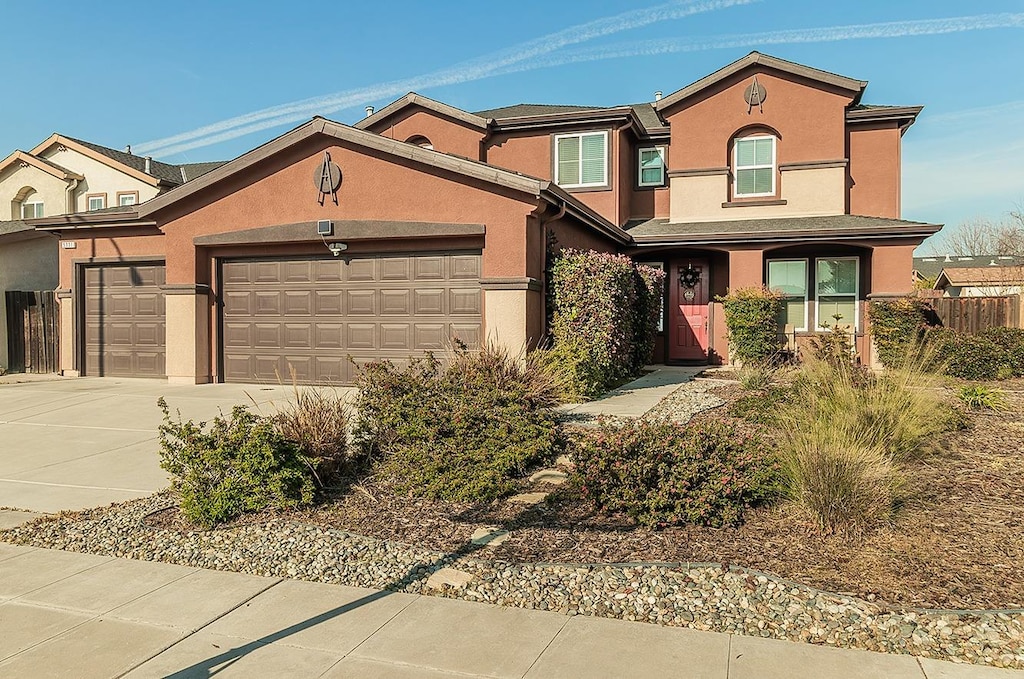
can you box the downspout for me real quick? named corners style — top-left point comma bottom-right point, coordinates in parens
top-left (65, 178), bottom-right (79, 214)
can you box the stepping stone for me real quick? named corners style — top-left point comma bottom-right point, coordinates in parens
top-left (470, 527), bottom-right (511, 547)
top-left (507, 492), bottom-right (549, 506)
top-left (426, 568), bottom-right (475, 590)
top-left (555, 454), bottom-right (573, 468)
top-left (529, 469), bottom-right (568, 485)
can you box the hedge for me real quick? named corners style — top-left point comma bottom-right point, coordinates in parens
top-left (718, 287), bottom-right (784, 364)
top-left (548, 250), bottom-right (665, 399)
top-left (868, 298), bottom-right (934, 367)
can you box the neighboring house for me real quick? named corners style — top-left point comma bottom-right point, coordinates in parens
top-left (932, 265), bottom-right (1024, 297)
top-left (31, 52), bottom-right (940, 384)
top-left (0, 135), bottom-right (224, 370)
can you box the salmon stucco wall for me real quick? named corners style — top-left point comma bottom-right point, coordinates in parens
top-left (156, 135), bottom-right (542, 285)
top-left (848, 122), bottom-right (901, 219)
top-left (367, 107), bottom-right (486, 161)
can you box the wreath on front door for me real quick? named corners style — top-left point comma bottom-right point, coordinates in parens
top-left (680, 264), bottom-right (701, 289)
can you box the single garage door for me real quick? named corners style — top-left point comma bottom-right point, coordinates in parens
top-left (83, 263), bottom-right (166, 377)
top-left (220, 253), bottom-right (482, 384)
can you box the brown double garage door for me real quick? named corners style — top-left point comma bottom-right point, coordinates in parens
top-left (220, 252), bottom-right (482, 384)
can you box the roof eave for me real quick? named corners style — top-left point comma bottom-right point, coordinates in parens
top-left (32, 134), bottom-right (164, 187)
top-left (655, 51), bottom-right (867, 113)
top-left (355, 93), bottom-right (491, 131)
top-left (630, 223), bottom-right (942, 247)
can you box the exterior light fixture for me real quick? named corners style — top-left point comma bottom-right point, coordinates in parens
top-left (327, 242), bottom-right (348, 257)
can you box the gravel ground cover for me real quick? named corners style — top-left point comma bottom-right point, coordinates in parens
top-left (3, 377), bottom-right (1023, 669)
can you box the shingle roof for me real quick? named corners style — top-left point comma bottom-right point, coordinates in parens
top-left (936, 266), bottom-right (1024, 286)
top-left (61, 136), bottom-right (227, 186)
top-left (629, 103), bottom-right (669, 133)
top-left (472, 104), bottom-right (607, 119)
top-left (627, 214), bottom-right (940, 242)
top-left (0, 220), bottom-right (32, 238)
top-left (914, 255), bottom-right (1024, 280)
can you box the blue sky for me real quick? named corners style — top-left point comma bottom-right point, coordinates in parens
top-left (6, 1), bottom-right (1022, 251)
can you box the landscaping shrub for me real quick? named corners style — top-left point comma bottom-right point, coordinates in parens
top-left (718, 287), bottom-right (784, 364)
top-left (926, 328), bottom-right (1011, 380)
top-left (806, 321), bottom-right (856, 370)
top-left (956, 385), bottom-right (1008, 411)
top-left (869, 298), bottom-right (934, 368)
top-left (353, 344), bottom-right (559, 502)
top-left (979, 327), bottom-right (1024, 377)
top-left (728, 385), bottom-right (793, 425)
top-left (776, 353), bottom-right (949, 534)
top-left (157, 399), bottom-right (315, 528)
top-left (571, 418), bottom-right (780, 528)
top-left (547, 250), bottom-right (665, 400)
top-left (735, 361), bottom-right (778, 391)
top-left (273, 387), bottom-right (356, 488)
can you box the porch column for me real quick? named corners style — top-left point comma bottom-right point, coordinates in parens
top-left (56, 289), bottom-right (78, 377)
top-left (162, 285), bottom-right (210, 384)
top-left (869, 244), bottom-right (916, 296)
top-left (480, 278), bottom-right (542, 355)
top-left (727, 248), bottom-right (765, 289)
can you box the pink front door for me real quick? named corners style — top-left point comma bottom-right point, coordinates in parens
top-left (668, 259), bottom-right (710, 362)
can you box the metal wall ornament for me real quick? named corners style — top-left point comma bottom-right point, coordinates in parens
top-left (679, 263), bottom-right (701, 301)
top-left (744, 75), bottom-right (767, 114)
top-left (314, 151), bottom-right (343, 205)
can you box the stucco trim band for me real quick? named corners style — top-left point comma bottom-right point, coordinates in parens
top-left (722, 199), bottom-right (788, 208)
top-left (193, 221), bottom-right (486, 246)
top-left (55, 289), bottom-right (72, 300)
top-left (779, 159), bottom-right (849, 171)
top-left (479, 277), bottom-right (542, 292)
top-left (667, 167), bottom-right (730, 178)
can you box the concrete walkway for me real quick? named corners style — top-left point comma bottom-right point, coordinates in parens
top-left (0, 378), bottom-right (353, 513)
top-left (557, 365), bottom-right (704, 420)
top-left (0, 543), bottom-right (1018, 678)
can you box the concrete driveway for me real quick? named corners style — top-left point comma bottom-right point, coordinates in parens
top-left (0, 377), bottom-right (352, 514)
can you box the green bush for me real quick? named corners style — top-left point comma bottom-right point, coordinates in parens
top-left (869, 298), bottom-right (934, 368)
top-left (548, 250), bottom-right (665, 400)
top-left (979, 327), bottom-right (1024, 377)
top-left (718, 287), bottom-right (784, 364)
top-left (926, 328), bottom-right (1011, 380)
top-left (353, 345), bottom-right (559, 502)
top-left (571, 419), bottom-right (780, 528)
top-left (728, 385), bottom-right (793, 424)
top-left (956, 385), bottom-right (1009, 411)
top-left (157, 399), bottom-right (315, 528)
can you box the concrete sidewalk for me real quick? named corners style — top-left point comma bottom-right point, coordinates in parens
top-left (558, 366), bottom-right (704, 420)
top-left (0, 378), bottom-right (354, 513)
top-left (0, 544), bottom-right (1018, 679)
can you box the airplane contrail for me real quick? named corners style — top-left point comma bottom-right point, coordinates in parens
top-left (141, 11), bottom-right (1023, 158)
top-left (134, 0), bottom-right (753, 157)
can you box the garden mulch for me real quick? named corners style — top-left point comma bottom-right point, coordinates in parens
top-left (262, 382), bottom-right (1024, 612)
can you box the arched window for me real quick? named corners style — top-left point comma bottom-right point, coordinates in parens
top-left (732, 133), bottom-right (776, 198)
top-left (14, 187), bottom-right (43, 220)
top-left (405, 135), bottom-right (434, 150)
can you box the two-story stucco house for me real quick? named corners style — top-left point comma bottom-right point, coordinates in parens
top-left (0, 135), bottom-right (224, 371)
top-left (31, 52), bottom-right (941, 384)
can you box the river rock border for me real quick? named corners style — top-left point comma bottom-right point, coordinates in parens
top-left (2, 494), bottom-right (1021, 670)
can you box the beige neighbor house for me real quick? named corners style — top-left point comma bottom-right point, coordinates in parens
top-left (0, 134), bottom-right (223, 371)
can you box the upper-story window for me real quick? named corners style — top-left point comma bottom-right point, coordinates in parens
top-left (21, 198), bottom-right (43, 219)
top-left (118, 192), bottom-right (138, 206)
top-left (88, 194), bottom-right (106, 211)
top-left (733, 135), bottom-right (775, 197)
top-left (638, 146), bottom-right (666, 187)
top-left (405, 135), bottom-right (433, 150)
top-left (555, 131), bottom-right (607, 188)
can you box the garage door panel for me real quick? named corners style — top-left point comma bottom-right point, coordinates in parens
top-left (347, 290), bottom-right (376, 315)
top-left (414, 289), bottom-right (444, 315)
top-left (221, 253), bottom-right (481, 385)
top-left (381, 290), bottom-right (411, 315)
top-left (450, 289), bottom-right (481, 315)
top-left (82, 263), bottom-right (166, 378)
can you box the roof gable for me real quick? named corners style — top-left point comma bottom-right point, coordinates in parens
top-left (355, 93), bottom-right (490, 131)
top-left (31, 134), bottom-right (171, 187)
top-left (0, 150), bottom-right (84, 182)
top-left (655, 51), bottom-right (867, 112)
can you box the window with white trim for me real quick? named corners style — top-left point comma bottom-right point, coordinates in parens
top-left (767, 259), bottom-right (808, 332)
top-left (733, 135), bottom-right (775, 197)
top-left (815, 257), bottom-right (859, 328)
top-left (119, 193), bottom-right (137, 206)
top-left (88, 195), bottom-right (106, 211)
top-left (21, 200), bottom-right (43, 219)
top-left (555, 131), bottom-right (607, 188)
top-left (638, 146), bottom-right (666, 187)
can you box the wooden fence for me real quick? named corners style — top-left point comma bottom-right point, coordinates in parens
top-left (929, 295), bottom-right (1021, 334)
top-left (4, 291), bottom-right (59, 374)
